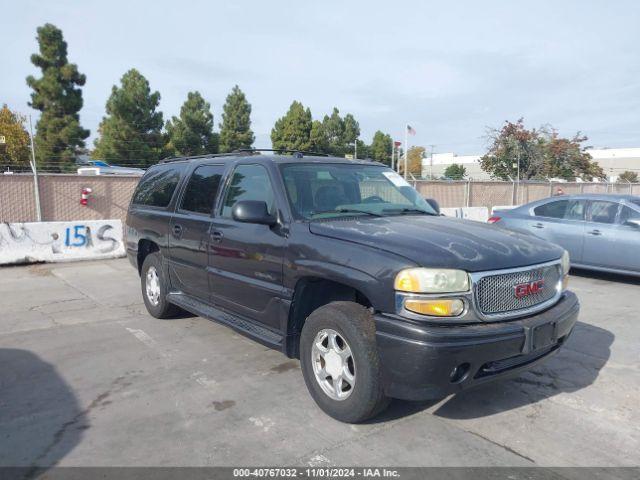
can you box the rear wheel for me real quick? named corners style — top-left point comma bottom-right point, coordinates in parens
top-left (300, 302), bottom-right (390, 423)
top-left (140, 252), bottom-right (181, 319)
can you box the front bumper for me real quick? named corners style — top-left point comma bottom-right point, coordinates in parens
top-left (374, 291), bottom-right (579, 401)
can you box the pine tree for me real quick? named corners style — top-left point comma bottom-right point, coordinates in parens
top-left (219, 85), bottom-right (254, 152)
top-left (270, 101), bottom-right (313, 152)
top-left (165, 91), bottom-right (218, 157)
top-left (26, 24), bottom-right (89, 170)
top-left (322, 108), bottom-right (345, 157)
top-left (0, 105), bottom-right (31, 166)
top-left (309, 120), bottom-right (328, 153)
top-left (93, 69), bottom-right (164, 166)
top-left (369, 131), bottom-right (393, 165)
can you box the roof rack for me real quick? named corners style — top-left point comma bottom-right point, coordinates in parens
top-left (159, 152), bottom-right (246, 164)
top-left (233, 148), bottom-right (329, 157)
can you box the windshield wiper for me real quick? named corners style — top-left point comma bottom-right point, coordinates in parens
top-left (382, 207), bottom-right (438, 216)
top-left (311, 208), bottom-right (383, 218)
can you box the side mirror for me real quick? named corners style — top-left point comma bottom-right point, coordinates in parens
top-left (232, 200), bottom-right (276, 226)
top-left (624, 219), bottom-right (640, 229)
top-left (425, 198), bottom-right (440, 215)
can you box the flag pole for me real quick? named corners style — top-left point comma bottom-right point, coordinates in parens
top-left (404, 125), bottom-right (409, 179)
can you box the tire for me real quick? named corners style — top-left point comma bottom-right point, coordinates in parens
top-left (300, 301), bottom-right (390, 423)
top-left (140, 252), bottom-right (181, 319)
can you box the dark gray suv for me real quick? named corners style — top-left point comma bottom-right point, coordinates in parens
top-left (125, 152), bottom-right (579, 422)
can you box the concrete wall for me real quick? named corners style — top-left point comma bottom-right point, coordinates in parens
top-left (0, 220), bottom-right (125, 265)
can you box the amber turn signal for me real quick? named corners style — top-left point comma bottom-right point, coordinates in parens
top-left (404, 299), bottom-right (465, 317)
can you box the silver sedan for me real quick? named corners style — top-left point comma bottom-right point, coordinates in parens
top-left (489, 194), bottom-right (640, 276)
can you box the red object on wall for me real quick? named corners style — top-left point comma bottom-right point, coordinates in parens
top-left (80, 187), bottom-right (92, 206)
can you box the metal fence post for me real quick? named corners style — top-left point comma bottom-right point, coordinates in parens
top-left (549, 181), bottom-right (554, 197)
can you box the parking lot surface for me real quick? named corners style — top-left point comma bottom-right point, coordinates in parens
top-left (1, 258), bottom-right (639, 467)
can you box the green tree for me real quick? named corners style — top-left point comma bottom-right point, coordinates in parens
top-left (480, 119), bottom-right (604, 181)
top-left (343, 113), bottom-right (360, 157)
top-left (219, 85), bottom-right (254, 152)
top-left (309, 120), bottom-right (328, 153)
top-left (165, 91), bottom-right (218, 157)
top-left (618, 171), bottom-right (639, 183)
top-left (270, 101), bottom-right (313, 152)
top-left (93, 69), bottom-right (164, 166)
top-left (399, 146), bottom-right (424, 177)
top-left (26, 24), bottom-right (89, 170)
top-left (369, 131), bottom-right (393, 165)
top-left (0, 105), bottom-right (31, 166)
top-left (319, 108), bottom-right (361, 157)
top-left (444, 163), bottom-right (467, 179)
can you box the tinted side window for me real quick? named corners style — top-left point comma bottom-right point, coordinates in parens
top-left (221, 164), bottom-right (275, 218)
top-left (534, 200), bottom-right (568, 219)
top-left (564, 200), bottom-right (586, 221)
top-left (588, 201), bottom-right (619, 224)
top-left (180, 164), bottom-right (225, 214)
top-left (620, 206), bottom-right (640, 224)
top-left (132, 164), bottom-right (185, 207)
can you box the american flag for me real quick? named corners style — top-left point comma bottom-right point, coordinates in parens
top-left (406, 125), bottom-right (416, 136)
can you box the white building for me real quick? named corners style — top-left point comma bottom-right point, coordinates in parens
top-left (421, 147), bottom-right (640, 181)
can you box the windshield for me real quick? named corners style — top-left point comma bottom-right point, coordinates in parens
top-left (281, 163), bottom-right (437, 219)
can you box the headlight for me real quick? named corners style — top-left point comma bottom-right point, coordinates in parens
top-left (561, 250), bottom-right (570, 276)
top-left (394, 268), bottom-right (470, 293)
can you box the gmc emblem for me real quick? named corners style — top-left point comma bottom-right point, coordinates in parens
top-left (514, 279), bottom-right (545, 298)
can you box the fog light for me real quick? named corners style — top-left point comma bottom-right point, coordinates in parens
top-left (404, 299), bottom-right (464, 317)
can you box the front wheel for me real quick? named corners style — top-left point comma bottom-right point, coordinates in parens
top-left (300, 302), bottom-right (390, 423)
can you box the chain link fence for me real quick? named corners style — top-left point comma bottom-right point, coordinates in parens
top-left (2, 174), bottom-right (639, 224)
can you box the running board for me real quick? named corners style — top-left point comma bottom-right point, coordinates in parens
top-left (166, 293), bottom-right (283, 349)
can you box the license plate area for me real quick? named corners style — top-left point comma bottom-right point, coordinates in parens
top-left (532, 322), bottom-right (556, 351)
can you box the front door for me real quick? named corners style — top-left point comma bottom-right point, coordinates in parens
top-left (615, 205), bottom-right (640, 272)
top-left (209, 163), bottom-right (286, 329)
top-left (168, 164), bottom-right (225, 300)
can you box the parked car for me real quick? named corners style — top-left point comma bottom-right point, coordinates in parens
top-left (78, 159), bottom-right (145, 175)
top-left (125, 152), bottom-right (578, 422)
top-left (489, 194), bottom-right (640, 276)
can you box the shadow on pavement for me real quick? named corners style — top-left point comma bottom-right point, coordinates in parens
top-left (0, 349), bottom-right (83, 473)
top-left (370, 321), bottom-right (613, 423)
top-left (570, 268), bottom-right (640, 286)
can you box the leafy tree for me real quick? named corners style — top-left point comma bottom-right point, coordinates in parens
top-left (309, 120), bottom-right (328, 153)
top-left (26, 24), bottom-right (89, 170)
top-left (480, 119), bottom-right (604, 181)
top-left (369, 131), bottom-right (393, 165)
top-left (219, 85), bottom-right (254, 152)
top-left (165, 91), bottom-right (218, 157)
top-left (343, 113), bottom-right (360, 155)
top-left (0, 105), bottom-right (31, 166)
top-left (319, 108), bottom-right (361, 157)
top-left (270, 101), bottom-right (313, 152)
top-left (93, 69), bottom-right (164, 166)
top-left (618, 171), bottom-right (639, 183)
top-left (399, 146), bottom-right (424, 177)
top-left (444, 163), bottom-right (467, 180)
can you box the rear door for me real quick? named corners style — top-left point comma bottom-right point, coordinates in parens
top-left (616, 205), bottom-right (640, 272)
top-left (168, 163), bottom-right (225, 301)
top-left (582, 199), bottom-right (622, 269)
top-left (529, 199), bottom-right (586, 262)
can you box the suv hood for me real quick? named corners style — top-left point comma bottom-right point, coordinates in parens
top-left (309, 215), bottom-right (563, 272)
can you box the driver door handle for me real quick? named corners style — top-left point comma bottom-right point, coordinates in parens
top-left (532, 223), bottom-right (544, 229)
top-left (587, 229), bottom-right (602, 236)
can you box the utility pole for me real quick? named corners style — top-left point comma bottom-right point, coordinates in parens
top-left (28, 115), bottom-right (42, 222)
top-left (404, 125), bottom-right (409, 180)
top-left (391, 142), bottom-right (395, 170)
top-left (428, 144), bottom-right (436, 180)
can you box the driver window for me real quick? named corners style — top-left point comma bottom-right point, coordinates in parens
top-left (221, 164), bottom-right (275, 218)
top-left (588, 201), bottom-right (619, 224)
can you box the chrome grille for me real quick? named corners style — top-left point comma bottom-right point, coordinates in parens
top-left (474, 263), bottom-right (561, 317)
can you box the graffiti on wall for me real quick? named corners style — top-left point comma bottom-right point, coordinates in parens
top-left (0, 220), bottom-right (125, 265)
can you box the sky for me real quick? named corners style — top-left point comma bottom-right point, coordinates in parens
top-left (2, 0), bottom-right (640, 155)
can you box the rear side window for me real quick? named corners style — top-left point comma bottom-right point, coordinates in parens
top-left (534, 200), bottom-right (568, 219)
top-left (132, 164), bottom-right (186, 207)
top-left (533, 200), bottom-right (585, 220)
top-left (588, 201), bottom-right (619, 224)
top-left (179, 164), bottom-right (225, 214)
